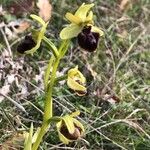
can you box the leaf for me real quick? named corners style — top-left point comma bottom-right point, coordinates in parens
top-left (119, 0), bottom-right (131, 11)
top-left (14, 21), bottom-right (30, 33)
top-left (1, 133), bottom-right (24, 149)
top-left (37, 0), bottom-right (52, 22)
top-left (24, 123), bottom-right (33, 150)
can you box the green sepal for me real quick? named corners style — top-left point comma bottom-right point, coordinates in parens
top-left (60, 24), bottom-right (82, 39)
top-left (30, 14), bottom-right (46, 27)
top-left (75, 3), bottom-right (94, 21)
top-left (62, 115), bottom-right (75, 134)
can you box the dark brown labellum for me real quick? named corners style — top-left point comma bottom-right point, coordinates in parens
top-left (77, 26), bottom-right (99, 52)
top-left (60, 124), bottom-right (82, 140)
top-left (75, 90), bottom-right (87, 96)
top-left (17, 35), bottom-right (36, 54)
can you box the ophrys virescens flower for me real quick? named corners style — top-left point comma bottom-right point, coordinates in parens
top-left (56, 111), bottom-right (84, 144)
top-left (67, 66), bottom-right (87, 96)
top-left (60, 3), bottom-right (104, 52)
top-left (17, 15), bottom-right (48, 55)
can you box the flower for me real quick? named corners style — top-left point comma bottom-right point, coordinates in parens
top-left (56, 111), bottom-right (84, 144)
top-left (77, 25), bottom-right (100, 52)
top-left (60, 3), bottom-right (104, 40)
top-left (67, 66), bottom-right (87, 96)
top-left (17, 14), bottom-right (48, 55)
top-left (17, 35), bottom-right (36, 54)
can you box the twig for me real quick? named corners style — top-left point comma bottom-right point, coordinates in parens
top-left (0, 93), bottom-right (27, 113)
top-left (0, 28), bottom-right (12, 58)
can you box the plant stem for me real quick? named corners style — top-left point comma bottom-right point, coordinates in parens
top-left (32, 57), bottom-right (60, 150)
top-left (44, 57), bottom-right (60, 121)
top-left (32, 40), bottom-right (70, 150)
top-left (43, 36), bottom-right (59, 58)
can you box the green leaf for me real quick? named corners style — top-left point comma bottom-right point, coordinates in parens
top-left (60, 24), bottom-right (82, 39)
top-left (32, 127), bottom-right (41, 143)
top-left (24, 123), bottom-right (33, 150)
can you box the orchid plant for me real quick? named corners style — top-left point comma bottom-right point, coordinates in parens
top-left (17, 3), bottom-right (104, 150)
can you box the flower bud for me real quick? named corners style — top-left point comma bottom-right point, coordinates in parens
top-left (17, 35), bottom-right (36, 54)
top-left (77, 26), bottom-right (99, 52)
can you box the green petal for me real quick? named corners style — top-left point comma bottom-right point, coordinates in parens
top-left (73, 118), bottom-right (85, 133)
top-left (58, 131), bottom-right (70, 144)
top-left (91, 26), bottom-right (104, 36)
top-left (56, 120), bottom-right (62, 130)
top-left (75, 3), bottom-right (94, 22)
top-left (85, 11), bottom-right (93, 23)
top-left (63, 115), bottom-right (75, 134)
top-left (65, 13), bottom-right (82, 25)
top-left (77, 70), bottom-right (86, 84)
top-left (60, 24), bottom-right (82, 39)
top-left (56, 121), bottom-right (71, 144)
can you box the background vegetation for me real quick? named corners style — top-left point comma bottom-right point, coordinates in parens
top-left (0, 0), bottom-right (150, 149)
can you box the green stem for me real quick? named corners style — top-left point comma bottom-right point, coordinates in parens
top-left (32, 58), bottom-right (60, 150)
top-left (43, 36), bottom-right (59, 58)
top-left (32, 122), bottom-right (48, 150)
top-left (44, 55), bottom-right (55, 90)
top-left (44, 57), bottom-right (60, 120)
top-left (32, 40), bottom-right (70, 150)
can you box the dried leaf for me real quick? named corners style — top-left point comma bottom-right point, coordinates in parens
top-left (14, 21), bottom-right (31, 33)
top-left (37, 0), bottom-right (52, 22)
top-left (1, 133), bottom-right (24, 149)
top-left (103, 94), bottom-right (120, 104)
top-left (0, 85), bottom-right (10, 103)
top-left (119, 0), bottom-right (131, 11)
